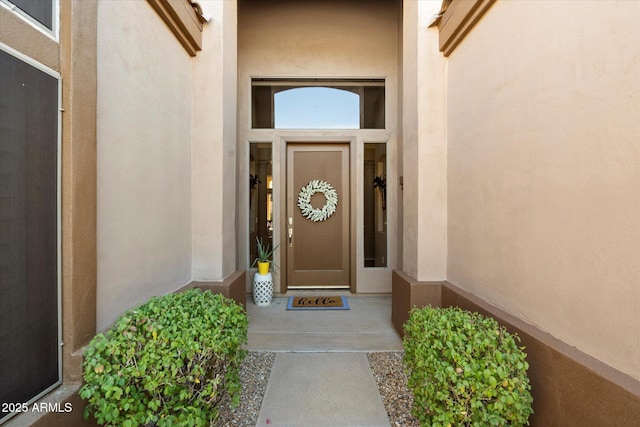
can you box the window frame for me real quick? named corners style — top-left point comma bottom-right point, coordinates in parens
top-left (0, 0), bottom-right (59, 41)
top-left (0, 41), bottom-right (63, 424)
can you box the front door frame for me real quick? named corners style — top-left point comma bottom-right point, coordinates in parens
top-left (278, 136), bottom-right (357, 293)
top-left (286, 143), bottom-right (350, 290)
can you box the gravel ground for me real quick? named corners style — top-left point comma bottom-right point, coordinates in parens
top-left (215, 351), bottom-right (418, 427)
top-left (368, 352), bottom-right (421, 427)
top-left (215, 351), bottom-right (276, 427)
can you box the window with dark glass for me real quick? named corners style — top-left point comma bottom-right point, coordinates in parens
top-left (0, 48), bottom-right (59, 420)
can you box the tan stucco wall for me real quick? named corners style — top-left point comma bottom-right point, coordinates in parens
top-left (96, 0), bottom-right (193, 329)
top-left (0, 3), bottom-right (59, 70)
top-left (446, 0), bottom-right (640, 380)
top-left (192, 0), bottom-right (238, 281)
top-left (237, 0), bottom-right (399, 293)
top-left (402, 0), bottom-right (447, 281)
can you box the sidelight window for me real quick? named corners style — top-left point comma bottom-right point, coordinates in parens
top-left (363, 143), bottom-right (387, 268)
top-left (249, 143), bottom-right (274, 265)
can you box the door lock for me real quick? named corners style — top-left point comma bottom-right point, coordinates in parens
top-left (288, 227), bottom-right (293, 247)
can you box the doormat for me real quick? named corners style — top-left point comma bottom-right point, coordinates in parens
top-left (286, 296), bottom-right (350, 310)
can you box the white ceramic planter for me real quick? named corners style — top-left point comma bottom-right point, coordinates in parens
top-left (253, 272), bottom-right (273, 306)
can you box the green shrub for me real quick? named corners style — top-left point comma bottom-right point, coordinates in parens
top-left (80, 289), bottom-right (248, 427)
top-left (403, 306), bottom-right (533, 426)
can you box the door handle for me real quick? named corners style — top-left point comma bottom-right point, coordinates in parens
top-left (288, 228), bottom-right (293, 247)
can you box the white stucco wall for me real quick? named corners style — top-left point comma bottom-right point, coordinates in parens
top-left (446, 0), bottom-right (640, 380)
top-left (237, 0), bottom-right (400, 293)
top-left (96, 0), bottom-right (192, 329)
top-left (192, 0), bottom-right (237, 281)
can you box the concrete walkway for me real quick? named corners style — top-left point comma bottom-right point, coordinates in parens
top-left (246, 296), bottom-right (403, 427)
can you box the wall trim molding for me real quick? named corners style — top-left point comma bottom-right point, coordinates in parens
top-left (147, 0), bottom-right (203, 56)
top-left (432, 0), bottom-right (496, 57)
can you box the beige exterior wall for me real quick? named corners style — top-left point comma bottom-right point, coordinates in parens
top-left (192, 0), bottom-right (238, 281)
top-left (446, 0), bottom-right (640, 380)
top-left (402, 0), bottom-right (447, 281)
top-left (237, 0), bottom-right (400, 293)
top-left (96, 0), bottom-right (193, 329)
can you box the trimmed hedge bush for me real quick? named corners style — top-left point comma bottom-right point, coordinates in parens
top-left (80, 289), bottom-right (248, 427)
top-left (403, 306), bottom-right (533, 426)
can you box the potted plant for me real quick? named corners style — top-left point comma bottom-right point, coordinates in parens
top-left (251, 237), bottom-right (279, 306)
top-left (251, 237), bottom-right (279, 275)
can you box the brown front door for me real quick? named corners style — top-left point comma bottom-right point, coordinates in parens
top-left (286, 144), bottom-right (350, 289)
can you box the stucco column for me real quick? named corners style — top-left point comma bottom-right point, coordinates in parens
top-left (401, 0), bottom-right (447, 281)
top-left (192, 0), bottom-right (238, 281)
